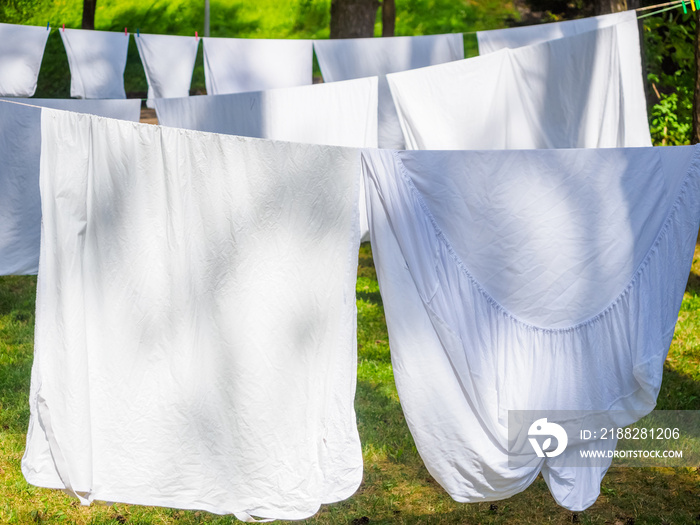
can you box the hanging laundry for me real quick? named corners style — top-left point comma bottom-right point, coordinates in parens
top-left (135, 32), bottom-right (200, 108)
top-left (0, 98), bottom-right (141, 276)
top-left (155, 77), bottom-right (378, 241)
top-left (60, 28), bottom-right (129, 99)
top-left (313, 33), bottom-right (463, 149)
top-left (477, 10), bottom-right (649, 149)
top-left (154, 77), bottom-right (377, 147)
top-left (388, 26), bottom-right (651, 149)
top-left (477, 10), bottom-right (639, 53)
top-left (362, 145), bottom-right (700, 511)
top-left (0, 23), bottom-right (50, 97)
top-left (203, 37), bottom-right (312, 96)
top-left (23, 108), bottom-right (363, 521)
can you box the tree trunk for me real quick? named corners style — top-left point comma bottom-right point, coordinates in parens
top-left (382, 0), bottom-right (395, 37)
top-left (693, 12), bottom-right (700, 144)
top-left (330, 0), bottom-right (380, 39)
top-left (82, 0), bottom-right (97, 30)
top-left (594, 0), bottom-right (626, 15)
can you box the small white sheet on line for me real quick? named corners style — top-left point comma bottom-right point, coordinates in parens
top-left (135, 32), bottom-right (199, 107)
top-left (203, 37), bottom-right (312, 95)
top-left (23, 108), bottom-right (363, 521)
top-left (154, 77), bottom-right (378, 147)
top-left (0, 23), bottom-right (50, 97)
top-left (60, 28), bottom-right (130, 99)
top-left (362, 146), bottom-right (700, 511)
top-left (0, 98), bottom-right (141, 275)
top-left (313, 33), bottom-right (464, 149)
top-left (476, 10), bottom-right (649, 148)
top-left (388, 26), bottom-right (651, 150)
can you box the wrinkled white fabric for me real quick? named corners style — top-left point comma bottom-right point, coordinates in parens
top-left (60, 28), bottom-right (129, 99)
top-left (0, 23), bottom-right (50, 97)
top-left (363, 146), bottom-right (700, 510)
top-left (154, 77), bottom-right (377, 147)
top-left (203, 37), bottom-right (312, 96)
top-left (23, 108), bottom-right (363, 521)
top-left (313, 34), bottom-right (463, 149)
top-left (0, 98), bottom-right (140, 275)
top-left (155, 77), bottom-right (378, 241)
top-left (477, 11), bottom-right (649, 148)
top-left (477, 10), bottom-right (638, 53)
top-left (388, 26), bottom-right (651, 150)
top-left (135, 33), bottom-right (199, 108)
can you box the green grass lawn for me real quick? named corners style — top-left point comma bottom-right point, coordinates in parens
top-left (1, 241), bottom-right (699, 524)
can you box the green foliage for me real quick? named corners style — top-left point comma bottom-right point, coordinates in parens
top-left (644, 12), bottom-right (695, 146)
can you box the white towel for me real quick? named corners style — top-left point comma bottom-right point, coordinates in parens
top-left (362, 145), bottom-right (700, 510)
top-left (388, 26), bottom-right (651, 149)
top-left (477, 10), bottom-right (649, 149)
top-left (203, 37), bottom-right (312, 95)
top-left (0, 98), bottom-right (141, 275)
top-left (313, 33), bottom-right (464, 149)
top-left (135, 32), bottom-right (199, 107)
top-left (155, 77), bottom-right (378, 242)
top-left (60, 28), bottom-right (130, 99)
top-left (23, 108), bottom-right (363, 521)
top-left (0, 23), bottom-right (50, 97)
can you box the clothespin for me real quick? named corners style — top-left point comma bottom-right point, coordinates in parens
top-left (681, 0), bottom-right (687, 13)
top-left (125, 27), bottom-right (128, 35)
top-left (46, 21), bottom-right (50, 31)
top-left (695, 0), bottom-right (700, 11)
top-left (62, 23), bottom-right (65, 32)
top-left (195, 30), bottom-right (199, 41)
top-left (137, 28), bottom-right (140, 37)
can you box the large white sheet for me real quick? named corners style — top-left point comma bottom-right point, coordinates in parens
top-left (60, 28), bottom-right (130, 99)
top-left (0, 23), bottom-right (50, 97)
top-left (0, 98), bottom-right (141, 275)
top-left (23, 108), bottom-right (363, 521)
top-left (363, 145), bottom-right (700, 510)
top-left (135, 33), bottom-right (199, 107)
top-left (203, 37), bottom-right (312, 95)
top-left (313, 33), bottom-right (464, 149)
top-left (477, 11), bottom-right (649, 149)
top-left (388, 26), bottom-right (651, 150)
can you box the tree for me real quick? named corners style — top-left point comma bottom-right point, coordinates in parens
top-left (82, 0), bottom-right (96, 30)
top-left (330, 0), bottom-right (380, 38)
top-left (382, 0), bottom-right (395, 37)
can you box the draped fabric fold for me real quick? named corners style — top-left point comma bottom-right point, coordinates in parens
top-left (203, 37), bottom-right (313, 96)
top-left (60, 28), bottom-right (130, 99)
top-left (0, 23), bottom-right (50, 97)
top-left (135, 33), bottom-right (199, 108)
top-left (388, 26), bottom-right (651, 149)
top-left (313, 34), bottom-right (464, 149)
top-left (0, 99), bottom-right (141, 276)
top-left (362, 145), bottom-right (700, 510)
top-left (476, 10), bottom-right (649, 149)
top-left (23, 108), bottom-right (363, 520)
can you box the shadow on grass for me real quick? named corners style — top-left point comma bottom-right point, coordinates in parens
top-left (656, 364), bottom-right (700, 411)
top-left (686, 270), bottom-right (700, 297)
